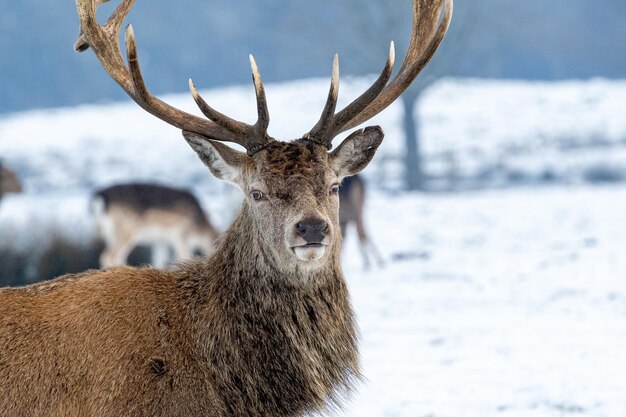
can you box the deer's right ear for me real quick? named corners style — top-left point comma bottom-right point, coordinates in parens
top-left (183, 131), bottom-right (247, 185)
top-left (330, 126), bottom-right (384, 179)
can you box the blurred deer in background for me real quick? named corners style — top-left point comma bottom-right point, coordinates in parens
top-left (0, 0), bottom-right (452, 415)
top-left (339, 174), bottom-right (384, 268)
top-left (92, 183), bottom-right (219, 268)
top-left (0, 161), bottom-right (23, 202)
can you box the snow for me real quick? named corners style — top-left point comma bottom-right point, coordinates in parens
top-left (2, 77), bottom-right (625, 192)
top-left (420, 79), bottom-right (626, 188)
top-left (342, 186), bottom-right (626, 417)
top-left (0, 77), bottom-right (400, 193)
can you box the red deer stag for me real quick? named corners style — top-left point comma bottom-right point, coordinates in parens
top-left (339, 174), bottom-right (384, 268)
top-left (92, 183), bottom-right (219, 268)
top-left (0, 0), bottom-right (452, 415)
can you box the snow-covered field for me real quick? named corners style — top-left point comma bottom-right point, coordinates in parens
top-left (421, 79), bottom-right (626, 189)
top-left (1, 78), bottom-right (625, 192)
top-left (0, 77), bottom-right (401, 193)
top-left (1, 185), bottom-right (625, 416)
top-left (343, 185), bottom-right (626, 417)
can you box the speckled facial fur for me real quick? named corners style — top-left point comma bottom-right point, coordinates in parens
top-left (184, 127), bottom-right (384, 275)
top-left (245, 140), bottom-right (340, 271)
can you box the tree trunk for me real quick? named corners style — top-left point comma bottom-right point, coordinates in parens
top-left (401, 91), bottom-right (422, 191)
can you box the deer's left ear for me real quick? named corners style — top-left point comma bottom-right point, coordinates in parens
top-left (183, 131), bottom-right (248, 186)
top-left (330, 126), bottom-right (384, 179)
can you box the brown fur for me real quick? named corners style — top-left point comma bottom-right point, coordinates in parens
top-left (339, 175), bottom-right (383, 268)
top-left (95, 183), bottom-right (210, 227)
top-left (0, 136), bottom-right (382, 416)
top-left (0, 163), bottom-right (23, 201)
top-left (93, 183), bottom-right (220, 267)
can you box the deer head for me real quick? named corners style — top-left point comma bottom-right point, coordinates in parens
top-left (75, 0), bottom-right (452, 273)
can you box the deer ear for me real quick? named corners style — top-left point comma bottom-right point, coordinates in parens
top-left (330, 126), bottom-right (384, 179)
top-left (183, 131), bottom-right (247, 185)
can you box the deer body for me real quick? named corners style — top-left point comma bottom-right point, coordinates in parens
top-left (93, 183), bottom-right (219, 268)
top-left (0, 0), bottom-right (451, 413)
top-left (339, 175), bottom-right (383, 268)
top-left (0, 196), bottom-right (357, 417)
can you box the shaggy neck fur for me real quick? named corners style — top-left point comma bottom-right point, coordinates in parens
top-left (180, 202), bottom-right (360, 417)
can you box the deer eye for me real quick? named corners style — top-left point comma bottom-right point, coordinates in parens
top-left (330, 184), bottom-right (340, 195)
top-left (250, 190), bottom-right (265, 201)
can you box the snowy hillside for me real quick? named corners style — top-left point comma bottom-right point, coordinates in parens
top-left (421, 79), bottom-right (626, 188)
top-left (0, 77), bottom-right (401, 193)
top-left (344, 185), bottom-right (626, 417)
top-left (1, 77), bottom-right (625, 193)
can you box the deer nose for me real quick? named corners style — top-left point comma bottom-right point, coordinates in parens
top-left (296, 218), bottom-right (329, 244)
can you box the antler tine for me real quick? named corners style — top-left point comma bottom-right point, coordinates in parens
top-left (305, 54), bottom-right (340, 148)
top-left (187, 55), bottom-right (275, 153)
top-left (302, 0), bottom-right (451, 149)
top-left (123, 25), bottom-right (243, 143)
top-left (305, 42), bottom-right (394, 149)
top-left (249, 55), bottom-right (270, 136)
top-left (107, 0), bottom-right (134, 33)
top-left (340, 0), bottom-right (453, 132)
top-left (328, 41), bottom-right (395, 135)
top-left (75, 0), bottom-right (273, 154)
top-left (73, 0), bottom-right (112, 52)
top-left (189, 79), bottom-right (247, 134)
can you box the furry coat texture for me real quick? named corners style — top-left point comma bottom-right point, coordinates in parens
top-left (0, 203), bottom-right (359, 417)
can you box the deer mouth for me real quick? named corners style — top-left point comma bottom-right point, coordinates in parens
top-left (292, 243), bottom-right (327, 261)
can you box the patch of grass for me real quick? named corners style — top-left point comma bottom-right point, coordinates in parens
top-left (1, 235), bottom-right (105, 287)
top-left (583, 164), bottom-right (624, 183)
top-left (0, 246), bottom-right (30, 287)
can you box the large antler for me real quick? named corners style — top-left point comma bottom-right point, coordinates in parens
top-left (304, 0), bottom-right (453, 150)
top-left (75, 0), bottom-right (273, 155)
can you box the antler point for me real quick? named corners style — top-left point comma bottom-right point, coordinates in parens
top-left (189, 79), bottom-right (198, 95)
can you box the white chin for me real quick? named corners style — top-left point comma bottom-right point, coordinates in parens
top-left (293, 245), bottom-right (326, 262)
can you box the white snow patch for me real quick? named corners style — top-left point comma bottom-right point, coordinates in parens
top-left (0, 77), bottom-right (400, 192)
top-left (3, 77), bottom-right (625, 192)
top-left (341, 185), bottom-right (626, 417)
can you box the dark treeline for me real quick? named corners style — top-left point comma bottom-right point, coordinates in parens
top-left (1, 0), bottom-right (624, 114)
